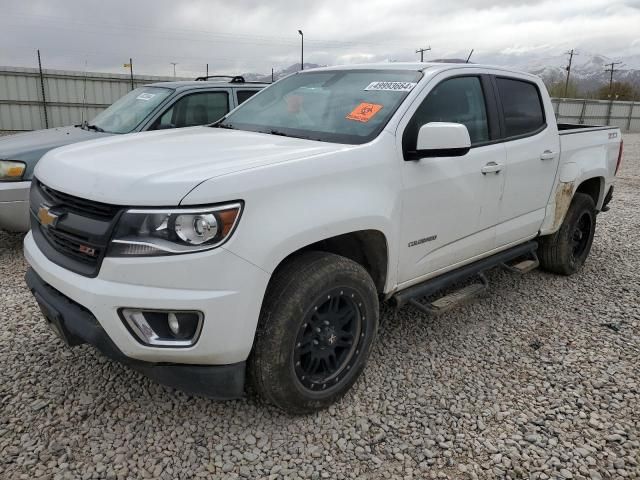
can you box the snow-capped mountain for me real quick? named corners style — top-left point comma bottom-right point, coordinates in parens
top-left (497, 52), bottom-right (640, 91)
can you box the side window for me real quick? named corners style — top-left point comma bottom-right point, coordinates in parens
top-left (237, 90), bottom-right (259, 105)
top-left (496, 78), bottom-right (545, 137)
top-left (403, 76), bottom-right (489, 152)
top-left (151, 91), bottom-right (229, 130)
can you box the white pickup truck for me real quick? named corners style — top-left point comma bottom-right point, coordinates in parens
top-left (24, 63), bottom-right (623, 413)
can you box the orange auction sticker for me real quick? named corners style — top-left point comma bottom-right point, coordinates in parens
top-left (346, 103), bottom-right (383, 123)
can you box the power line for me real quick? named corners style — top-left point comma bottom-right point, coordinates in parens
top-left (564, 49), bottom-right (578, 97)
top-left (415, 46), bottom-right (431, 62)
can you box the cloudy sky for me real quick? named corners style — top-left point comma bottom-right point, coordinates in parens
top-left (0, 0), bottom-right (639, 77)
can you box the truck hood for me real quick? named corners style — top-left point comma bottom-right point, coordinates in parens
top-left (35, 127), bottom-right (351, 205)
top-left (0, 126), bottom-right (111, 179)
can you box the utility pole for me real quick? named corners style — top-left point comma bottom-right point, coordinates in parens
top-left (298, 30), bottom-right (304, 70)
top-left (123, 58), bottom-right (134, 90)
top-left (271, 67), bottom-right (274, 83)
top-left (206, 63), bottom-right (208, 77)
top-left (170, 62), bottom-right (177, 78)
top-left (37, 49), bottom-right (49, 128)
top-left (415, 46), bottom-right (431, 62)
top-left (564, 49), bottom-right (578, 97)
top-left (604, 62), bottom-right (623, 94)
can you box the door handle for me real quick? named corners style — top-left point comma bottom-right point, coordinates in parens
top-left (481, 162), bottom-right (503, 174)
top-left (540, 150), bottom-right (557, 161)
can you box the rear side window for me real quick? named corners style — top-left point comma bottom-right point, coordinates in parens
top-left (404, 76), bottom-right (490, 151)
top-left (237, 90), bottom-right (259, 105)
top-left (496, 78), bottom-right (545, 137)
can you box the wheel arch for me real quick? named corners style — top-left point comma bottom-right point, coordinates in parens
top-left (541, 174), bottom-right (606, 235)
top-left (575, 176), bottom-right (604, 210)
top-left (268, 229), bottom-right (390, 295)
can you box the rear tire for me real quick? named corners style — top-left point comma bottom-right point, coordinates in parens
top-left (538, 192), bottom-right (596, 275)
top-left (249, 251), bottom-right (379, 414)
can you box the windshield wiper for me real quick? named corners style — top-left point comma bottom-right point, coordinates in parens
top-left (214, 123), bottom-right (235, 130)
top-left (268, 130), bottom-right (318, 141)
top-left (269, 129), bottom-right (289, 137)
top-left (86, 124), bottom-right (105, 132)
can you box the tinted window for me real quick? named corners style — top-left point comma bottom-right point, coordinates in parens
top-left (496, 78), bottom-right (545, 137)
top-left (404, 76), bottom-right (489, 151)
top-left (237, 90), bottom-right (259, 105)
top-left (152, 91), bottom-right (229, 129)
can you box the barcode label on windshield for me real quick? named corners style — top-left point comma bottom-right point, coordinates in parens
top-left (365, 81), bottom-right (417, 92)
top-left (136, 93), bottom-right (156, 101)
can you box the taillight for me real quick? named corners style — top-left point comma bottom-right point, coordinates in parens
top-left (615, 139), bottom-right (623, 176)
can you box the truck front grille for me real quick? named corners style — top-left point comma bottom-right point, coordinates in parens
top-left (40, 227), bottom-right (103, 266)
top-left (30, 181), bottom-right (122, 277)
top-left (38, 181), bottom-right (120, 221)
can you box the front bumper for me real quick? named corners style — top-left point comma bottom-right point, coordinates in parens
top-left (25, 268), bottom-right (245, 399)
top-left (0, 180), bottom-right (30, 232)
top-left (24, 231), bottom-right (271, 365)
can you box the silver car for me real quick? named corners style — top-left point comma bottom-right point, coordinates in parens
top-left (0, 76), bottom-right (266, 231)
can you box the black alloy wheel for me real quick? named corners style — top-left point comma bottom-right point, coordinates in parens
top-left (293, 287), bottom-right (366, 391)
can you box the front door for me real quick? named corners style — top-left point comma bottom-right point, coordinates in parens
top-left (397, 75), bottom-right (505, 285)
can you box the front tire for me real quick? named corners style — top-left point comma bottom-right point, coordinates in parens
top-left (539, 192), bottom-right (596, 275)
top-left (249, 251), bottom-right (379, 414)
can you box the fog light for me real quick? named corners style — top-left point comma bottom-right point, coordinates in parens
top-left (168, 312), bottom-right (180, 335)
top-left (120, 309), bottom-right (203, 347)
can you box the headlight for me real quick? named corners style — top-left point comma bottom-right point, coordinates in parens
top-left (108, 202), bottom-right (242, 256)
top-left (0, 160), bottom-right (26, 181)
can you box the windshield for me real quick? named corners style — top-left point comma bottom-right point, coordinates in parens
top-left (90, 86), bottom-right (173, 134)
top-left (217, 69), bottom-right (423, 144)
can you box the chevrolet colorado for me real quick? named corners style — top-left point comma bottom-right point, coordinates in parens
top-left (23, 63), bottom-right (622, 413)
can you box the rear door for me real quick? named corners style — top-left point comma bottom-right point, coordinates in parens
top-left (493, 76), bottom-right (560, 246)
top-left (397, 73), bottom-right (506, 285)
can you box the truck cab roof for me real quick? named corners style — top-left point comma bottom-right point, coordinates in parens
top-left (146, 80), bottom-right (270, 90)
top-left (307, 62), bottom-right (542, 82)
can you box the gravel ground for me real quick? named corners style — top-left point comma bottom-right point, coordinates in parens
top-left (1, 135), bottom-right (639, 480)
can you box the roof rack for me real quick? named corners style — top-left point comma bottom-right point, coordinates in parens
top-left (194, 75), bottom-right (246, 83)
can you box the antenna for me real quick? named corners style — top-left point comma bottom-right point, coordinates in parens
top-left (466, 49), bottom-right (474, 63)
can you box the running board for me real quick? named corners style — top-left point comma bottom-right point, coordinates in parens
top-left (408, 273), bottom-right (488, 314)
top-left (501, 251), bottom-right (540, 274)
top-left (394, 241), bottom-right (538, 312)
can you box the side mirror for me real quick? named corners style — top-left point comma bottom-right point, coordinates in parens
top-left (407, 122), bottom-right (471, 160)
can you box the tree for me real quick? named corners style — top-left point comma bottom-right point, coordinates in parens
top-left (592, 81), bottom-right (639, 101)
top-left (546, 80), bottom-right (580, 99)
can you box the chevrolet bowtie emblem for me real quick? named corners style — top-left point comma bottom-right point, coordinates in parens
top-left (38, 205), bottom-right (60, 227)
